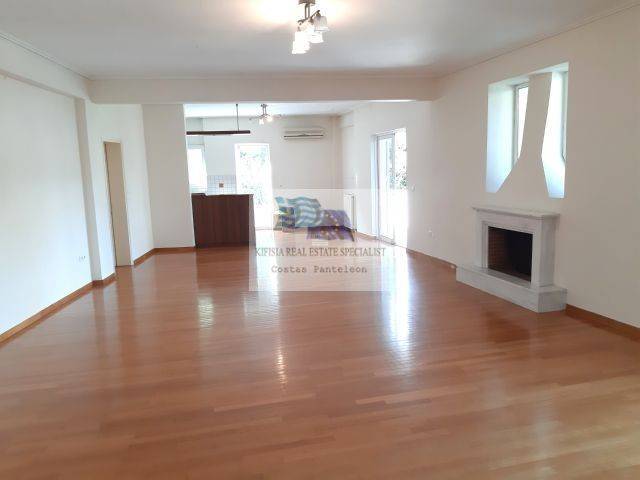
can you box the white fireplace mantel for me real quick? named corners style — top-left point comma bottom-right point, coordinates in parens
top-left (473, 205), bottom-right (558, 288)
top-left (472, 205), bottom-right (559, 219)
top-left (457, 205), bottom-right (567, 313)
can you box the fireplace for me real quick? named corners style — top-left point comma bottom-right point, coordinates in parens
top-left (456, 206), bottom-right (566, 312)
top-left (487, 227), bottom-right (533, 281)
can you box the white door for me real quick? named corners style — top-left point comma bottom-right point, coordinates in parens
top-left (104, 142), bottom-right (132, 266)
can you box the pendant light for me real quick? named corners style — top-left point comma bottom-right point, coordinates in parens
top-left (255, 104), bottom-right (275, 125)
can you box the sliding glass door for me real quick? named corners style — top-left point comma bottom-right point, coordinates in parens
top-left (375, 129), bottom-right (408, 246)
top-left (376, 133), bottom-right (396, 243)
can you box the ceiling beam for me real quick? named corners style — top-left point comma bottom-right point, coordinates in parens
top-left (88, 74), bottom-right (437, 104)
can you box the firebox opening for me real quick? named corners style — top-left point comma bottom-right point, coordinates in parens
top-left (488, 227), bottom-right (533, 281)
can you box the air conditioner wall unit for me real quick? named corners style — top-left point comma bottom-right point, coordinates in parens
top-left (283, 127), bottom-right (325, 140)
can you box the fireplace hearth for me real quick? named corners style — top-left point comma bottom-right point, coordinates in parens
top-left (456, 206), bottom-right (566, 312)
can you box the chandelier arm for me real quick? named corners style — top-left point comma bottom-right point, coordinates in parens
top-left (293, 0), bottom-right (326, 54)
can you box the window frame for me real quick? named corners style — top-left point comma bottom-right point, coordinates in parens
top-left (560, 71), bottom-right (568, 162)
top-left (512, 82), bottom-right (529, 166)
top-left (187, 145), bottom-right (207, 193)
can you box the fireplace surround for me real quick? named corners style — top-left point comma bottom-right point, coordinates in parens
top-left (456, 206), bottom-right (567, 312)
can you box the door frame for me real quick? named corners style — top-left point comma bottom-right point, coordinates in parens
top-left (104, 141), bottom-right (133, 267)
top-left (373, 132), bottom-right (397, 244)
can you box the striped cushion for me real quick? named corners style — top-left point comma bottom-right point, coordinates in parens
top-left (274, 197), bottom-right (295, 229)
top-left (274, 196), bottom-right (287, 210)
top-left (287, 197), bottom-right (322, 227)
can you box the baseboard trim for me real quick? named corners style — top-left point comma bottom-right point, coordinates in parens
top-left (133, 248), bottom-right (155, 266)
top-left (0, 245), bottom-right (199, 346)
top-left (356, 232), bottom-right (377, 241)
top-left (0, 282), bottom-right (93, 345)
top-left (406, 247), bottom-right (457, 271)
top-left (92, 273), bottom-right (116, 288)
top-left (154, 247), bottom-right (196, 254)
top-left (130, 247), bottom-right (197, 268)
top-left (354, 233), bottom-right (456, 271)
top-left (566, 305), bottom-right (640, 341)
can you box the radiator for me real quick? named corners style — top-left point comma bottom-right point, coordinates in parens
top-left (343, 193), bottom-right (356, 230)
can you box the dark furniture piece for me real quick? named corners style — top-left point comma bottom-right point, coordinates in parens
top-left (307, 209), bottom-right (355, 241)
top-left (191, 194), bottom-right (255, 247)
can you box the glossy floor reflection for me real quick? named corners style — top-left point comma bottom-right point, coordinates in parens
top-left (1, 232), bottom-right (640, 479)
top-left (249, 230), bottom-right (408, 292)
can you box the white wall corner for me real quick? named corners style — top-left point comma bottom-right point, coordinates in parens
top-left (74, 98), bottom-right (104, 280)
top-left (142, 104), bottom-right (195, 248)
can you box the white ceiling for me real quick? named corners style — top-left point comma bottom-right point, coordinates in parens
top-left (0, 0), bottom-right (634, 78)
top-left (184, 101), bottom-right (367, 118)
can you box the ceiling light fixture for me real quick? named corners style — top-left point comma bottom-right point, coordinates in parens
top-left (253, 104), bottom-right (276, 125)
top-left (292, 0), bottom-right (329, 55)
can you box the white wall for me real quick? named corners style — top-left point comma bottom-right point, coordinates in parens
top-left (340, 8), bottom-right (640, 326)
top-left (427, 7), bottom-right (639, 326)
top-left (0, 77), bottom-right (91, 334)
top-left (196, 115), bottom-right (339, 190)
top-left (0, 33), bottom-right (156, 336)
top-left (339, 102), bottom-right (431, 237)
top-left (82, 102), bottom-right (154, 277)
top-left (143, 104), bottom-right (195, 248)
top-left (339, 118), bottom-right (355, 193)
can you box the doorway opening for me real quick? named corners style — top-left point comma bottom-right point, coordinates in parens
top-left (234, 143), bottom-right (274, 230)
top-left (374, 129), bottom-right (408, 246)
top-left (104, 142), bottom-right (132, 266)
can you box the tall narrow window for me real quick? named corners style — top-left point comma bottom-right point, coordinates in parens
top-left (542, 71), bottom-right (568, 198)
top-left (187, 146), bottom-right (207, 193)
top-left (486, 64), bottom-right (568, 197)
top-left (514, 83), bottom-right (529, 164)
top-left (561, 71), bottom-right (568, 161)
